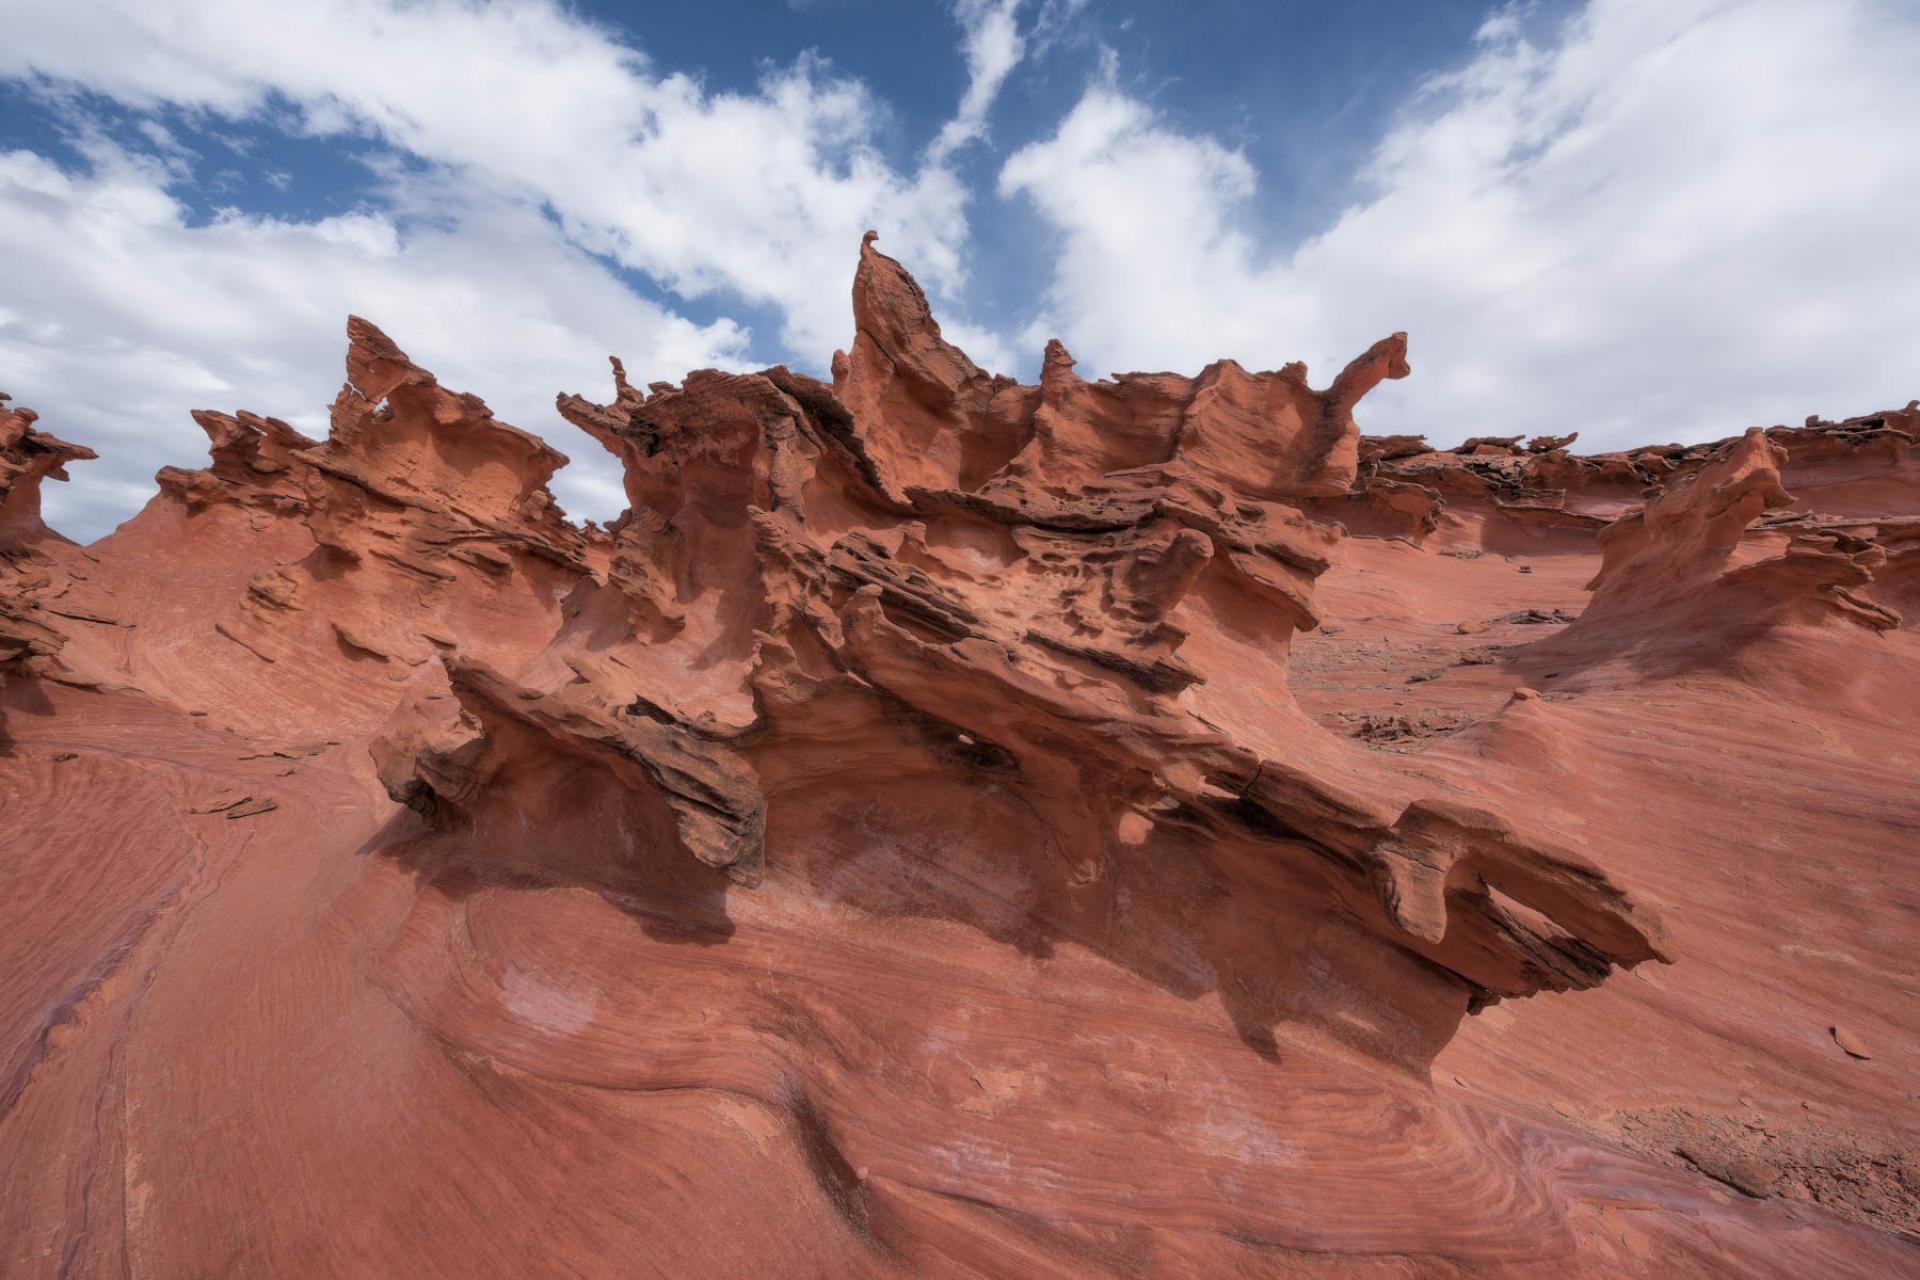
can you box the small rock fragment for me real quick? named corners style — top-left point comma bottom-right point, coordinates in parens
top-left (1830, 1025), bottom-right (1872, 1059)
top-left (1678, 1145), bottom-right (1783, 1198)
top-left (191, 793), bottom-right (251, 814)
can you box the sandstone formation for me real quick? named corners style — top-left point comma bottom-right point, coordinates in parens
top-left (1, 393), bottom-right (98, 675)
top-left (2, 239), bottom-right (1916, 1278)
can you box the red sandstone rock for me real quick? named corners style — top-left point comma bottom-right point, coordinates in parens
top-left (1831, 1025), bottom-right (1874, 1060)
top-left (0, 393), bottom-right (96, 544)
top-left (0, 394), bottom-right (101, 678)
top-left (2, 241), bottom-right (1917, 1277)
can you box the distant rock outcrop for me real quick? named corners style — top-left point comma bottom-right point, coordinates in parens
top-left (1, 394), bottom-right (99, 675)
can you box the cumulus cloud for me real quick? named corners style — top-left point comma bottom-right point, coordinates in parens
top-left (928, 1), bottom-right (1030, 164)
top-left (6, 0), bottom-right (1914, 540)
top-left (0, 139), bottom-right (747, 538)
top-left (1001, 0), bottom-right (1920, 449)
top-left (0, 0), bottom-right (1048, 538)
top-left (0, 0), bottom-right (978, 363)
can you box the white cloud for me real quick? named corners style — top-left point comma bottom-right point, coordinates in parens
top-left (0, 0), bottom-right (1051, 537)
top-left (0, 141), bottom-right (747, 539)
top-left (0, 0), bottom-right (979, 363)
top-left (11, 0), bottom-right (1910, 544)
top-left (1001, 0), bottom-right (1920, 449)
top-left (928, 1), bottom-right (1029, 165)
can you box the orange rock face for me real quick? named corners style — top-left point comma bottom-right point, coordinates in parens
top-left (2, 239), bottom-right (1916, 1278)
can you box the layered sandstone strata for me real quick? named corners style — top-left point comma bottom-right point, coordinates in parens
top-left (2, 240), bottom-right (1915, 1278)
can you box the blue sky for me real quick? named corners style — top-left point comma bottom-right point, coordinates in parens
top-left (1, 0), bottom-right (1915, 538)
